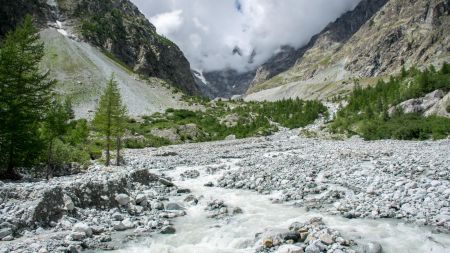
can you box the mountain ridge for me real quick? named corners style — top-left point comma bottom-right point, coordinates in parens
top-left (194, 69), bottom-right (257, 99)
top-left (248, 0), bottom-right (390, 91)
top-left (247, 0), bottom-right (450, 100)
top-left (0, 0), bottom-right (199, 95)
top-left (196, 0), bottom-right (389, 98)
top-left (40, 28), bottom-right (191, 118)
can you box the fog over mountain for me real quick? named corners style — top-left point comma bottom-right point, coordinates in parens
top-left (131, 0), bottom-right (361, 72)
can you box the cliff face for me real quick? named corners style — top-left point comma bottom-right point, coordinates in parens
top-left (0, 0), bottom-right (199, 95)
top-left (57, 0), bottom-right (198, 94)
top-left (199, 0), bottom-right (389, 98)
top-left (0, 0), bottom-right (53, 38)
top-left (249, 0), bottom-right (389, 90)
top-left (248, 0), bottom-right (450, 97)
top-left (195, 69), bottom-right (256, 99)
top-left (247, 0), bottom-right (389, 94)
top-left (341, 0), bottom-right (450, 77)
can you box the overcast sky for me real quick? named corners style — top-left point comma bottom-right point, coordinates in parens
top-left (131, 0), bottom-right (361, 73)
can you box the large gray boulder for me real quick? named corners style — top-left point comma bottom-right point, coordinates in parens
top-left (0, 228), bottom-right (12, 240)
top-left (165, 203), bottom-right (184, 211)
top-left (275, 245), bottom-right (304, 253)
top-left (69, 169), bottom-right (158, 209)
top-left (31, 187), bottom-right (65, 227)
top-left (151, 128), bottom-right (180, 143)
top-left (363, 242), bottom-right (383, 253)
top-left (160, 225), bottom-right (176, 234)
top-left (177, 124), bottom-right (205, 141)
top-left (129, 169), bottom-right (159, 185)
top-left (115, 194), bottom-right (130, 206)
top-left (424, 91), bottom-right (450, 117)
top-left (220, 114), bottom-right (241, 128)
top-left (70, 178), bottom-right (128, 209)
top-left (389, 90), bottom-right (449, 117)
top-left (225, 134), bottom-right (237, 140)
top-left (72, 223), bottom-right (92, 237)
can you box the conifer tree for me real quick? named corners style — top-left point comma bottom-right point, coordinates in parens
top-left (441, 62), bottom-right (450, 75)
top-left (41, 98), bottom-right (72, 179)
top-left (0, 16), bottom-right (55, 180)
top-left (93, 75), bottom-right (127, 166)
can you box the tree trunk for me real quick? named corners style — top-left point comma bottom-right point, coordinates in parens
top-left (105, 135), bottom-right (111, 166)
top-left (116, 136), bottom-right (121, 166)
top-left (5, 136), bottom-right (22, 180)
top-left (46, 138), bottom-right (54, 180)
top-left (4, 167), bottom-right (22, 180)
top-left (106, 91), bottom-right (112, 167)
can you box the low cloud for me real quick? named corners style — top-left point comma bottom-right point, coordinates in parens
top-left (149, 10), bottom-right (184, 36)
top-left (132, 0), bottom-right (361, 72)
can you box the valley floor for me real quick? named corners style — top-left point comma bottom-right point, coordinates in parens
top-left (1, 130), bottom-right (450, 252)
top-left (121, 129), bottom-right (450, 252)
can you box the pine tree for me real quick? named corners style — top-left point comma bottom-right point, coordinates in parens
top-left (41, 98), bottom-right (72, 179)
top-left (401, 66), bottom-right (408, 78)
top-left (64, 98), bottom-right (75, 120)
top-left (0, 16), bottom-right (55, 180)
top-left (441, 62), bottom-right (450, 75)
top-left (93, 75), bottom-right (127, 166)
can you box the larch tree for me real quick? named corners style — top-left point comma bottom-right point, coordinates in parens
top-left (93, 75), bottom-right (127, 166)
top-left (0, 16), bottom-right (55, 180)
top-left (41, 98), bottom-right (72, 179)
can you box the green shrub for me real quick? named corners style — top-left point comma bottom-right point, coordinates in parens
top-left (170, 109), bottom-right (197, 120)
top-left (357, 114), bottom-right (450, 140)
top-left (124, 135), bottom-right (171, 149)
top-left (64, 119), bottom-right (89, 145)
top-left (125, 98), bottom-right (326, 148)
top-left (52, 139), bottom-right (90, 167)
top-left (88, 143), bottom-right (103, 160)
top-left (331, 63), bottom-right (450, 140)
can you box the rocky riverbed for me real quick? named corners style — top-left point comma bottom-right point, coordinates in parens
top-left (1, 129), bottom-right (450, 252)
top-left (124, 130), bottom-right (450, 252)
top-left (0, 166), bottom-right (189, 252)
top-left (127, 130), bottom-right (450, 233)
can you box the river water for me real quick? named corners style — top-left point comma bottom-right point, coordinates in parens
top-left (104, 159), bottom-right (450, 253)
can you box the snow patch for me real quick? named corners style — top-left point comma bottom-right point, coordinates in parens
top-left (193, 69), bottom-right (208, 85)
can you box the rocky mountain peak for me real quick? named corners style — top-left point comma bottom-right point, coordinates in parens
top-left (341, 0), bottom-right (450, 77)
top-left (197, 0), bottom-right (390, 98)
top-left (0, 0), bottom-right (199, 95)
top-left (246, 0), bottom-right (450, 99)
top-left (247, 0), bottom-right (389, 93)
top-left (194, 68), bottom-right (257, 99)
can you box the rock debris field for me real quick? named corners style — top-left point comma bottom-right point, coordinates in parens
top-left (1, 130), bottom-right (450, 252)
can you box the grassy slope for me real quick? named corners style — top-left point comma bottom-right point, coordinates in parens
top-left (40, 29), bottom-right (190, 119)
top-left (124, 98), bottom-right (328, 148)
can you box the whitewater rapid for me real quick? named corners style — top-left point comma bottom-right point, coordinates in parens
top-left (101, 159), bottom-right (450, 253)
